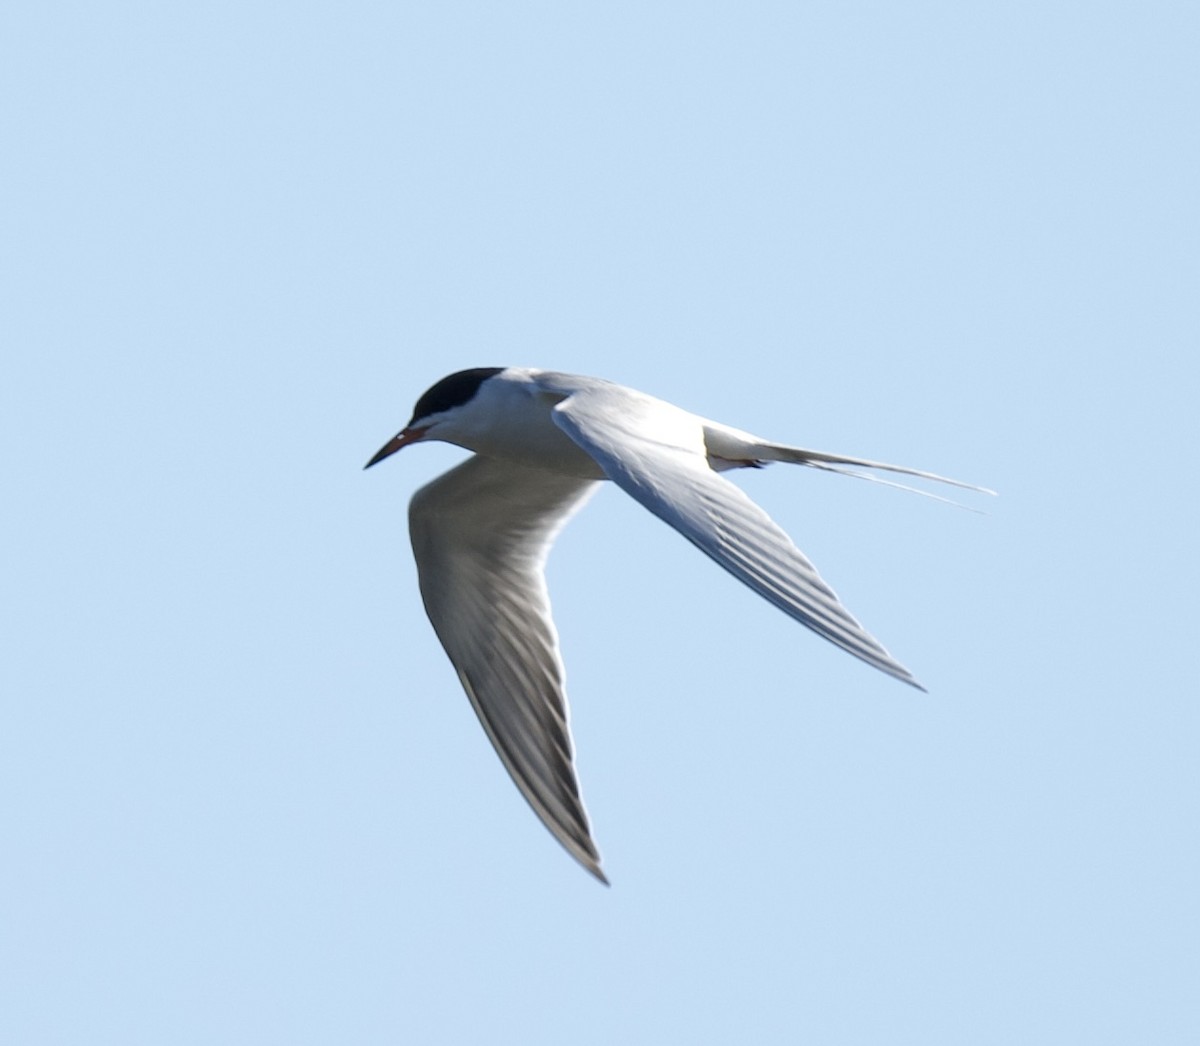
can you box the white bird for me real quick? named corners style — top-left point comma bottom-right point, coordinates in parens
top-left (366, 367), bottom-right (989, 883)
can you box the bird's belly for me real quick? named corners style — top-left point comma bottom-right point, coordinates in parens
top-left (458, 417), bottom-right (607, 479)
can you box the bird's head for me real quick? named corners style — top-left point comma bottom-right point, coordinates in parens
top-left (364, 367), bottom-right (506, 468)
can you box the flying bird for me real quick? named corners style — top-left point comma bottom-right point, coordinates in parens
top-left (365, 367), bottom-right (989, 883)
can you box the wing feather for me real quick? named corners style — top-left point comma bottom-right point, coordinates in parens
top-left (549, 388), bottom-right (923, 689)
top-left (408, 455), bottom-right (607, 881)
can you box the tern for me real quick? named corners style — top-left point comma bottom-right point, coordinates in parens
top-left (366, 367), bottom-right (989, 883)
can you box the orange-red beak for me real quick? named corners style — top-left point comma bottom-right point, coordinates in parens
top-left (363, 426), bottom-right (428, 469)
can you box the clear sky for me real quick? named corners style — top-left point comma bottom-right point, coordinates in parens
top-left (3, 2), bottom-right (1196, 1043)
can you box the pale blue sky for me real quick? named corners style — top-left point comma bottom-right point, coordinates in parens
top-left (3, 2), bottom-right (1196, 1043)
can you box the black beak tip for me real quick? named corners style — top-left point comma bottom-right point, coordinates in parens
top-left (363, 448), bottom-right (392, 470)
top-left (364, 429), bottom-right (421, 470)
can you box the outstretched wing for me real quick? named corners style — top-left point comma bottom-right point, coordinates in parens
top-left (549, 385), bottom-right (923, 688)
top-left (408, 454), bottom-right (607, 881)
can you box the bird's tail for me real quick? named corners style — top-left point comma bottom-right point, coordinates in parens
top-left (759, 443), bottom-right (995, 509)
top-left (704, 424), bottom-right (995, 509)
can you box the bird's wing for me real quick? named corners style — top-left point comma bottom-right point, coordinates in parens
top-left (549, 386), bottom-right (922, 688)
top-left (408, 454), bottom-right (606, 882)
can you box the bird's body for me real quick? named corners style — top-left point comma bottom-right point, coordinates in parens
top-left (366, 367), bottom-right (988, 883)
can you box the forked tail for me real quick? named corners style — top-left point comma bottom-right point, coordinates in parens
top-left (757, 443), bottom-right (996, 510)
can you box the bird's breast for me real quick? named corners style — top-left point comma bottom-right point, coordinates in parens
top-left (453, 397), bottom-right (606, 479)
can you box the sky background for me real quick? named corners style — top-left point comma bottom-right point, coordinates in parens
top-left (3, 2), bottom-right (1197, 1043)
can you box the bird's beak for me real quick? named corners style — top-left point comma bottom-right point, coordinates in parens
top-left (363, 426), bottom-right (428, 469)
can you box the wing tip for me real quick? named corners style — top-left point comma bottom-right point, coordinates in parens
top-left (587, 862), bottom-right (611, 887)
top-left (884, 662), bottom-right (927, 693)
top-left (566, 839), bottom-right (610, 885)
